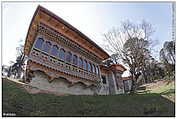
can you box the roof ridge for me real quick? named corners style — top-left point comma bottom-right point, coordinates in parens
top-left (37, 5), bottom-right (110, 58)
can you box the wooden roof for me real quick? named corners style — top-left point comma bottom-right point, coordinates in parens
top-left (100, 64), bottom-right (126, 74)
top-left (109, 64), bottom-right (126, 72)
top-left (24, 5), bottom-right (110, 60)
top-left (122, 76), bottom-right (133, 81)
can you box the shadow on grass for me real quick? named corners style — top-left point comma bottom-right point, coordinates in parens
top-left (126, 92), bottom-right (175, 116)
top-left (2, 78), bottom-right (175, 117)
top-left (160, 89), bottom-right (175, 96)
top-left (137, 86), bottom-right (146, 90)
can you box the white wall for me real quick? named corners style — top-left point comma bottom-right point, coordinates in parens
top-left (29, 71), bottom-right (95, 95)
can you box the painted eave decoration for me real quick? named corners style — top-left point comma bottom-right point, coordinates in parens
top-left (122, 76), bottom-right (133, 81)
top-left (109, 64), bottom-right (126, 72)
top-left (99, 64), bottom-right (126, 73)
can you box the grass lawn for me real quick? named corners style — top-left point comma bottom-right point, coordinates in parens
top-left (137, 80), bottom-right (175, 102)
top-left (2, 78), bottom-right (175, 117)
top-left (150, 80), bottom-right (175, 101)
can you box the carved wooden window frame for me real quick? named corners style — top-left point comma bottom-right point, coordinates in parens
top-left (73, 55), bottom-right (78, 66)
top-left (78, 57), bottom-right (83, 68)
top-left (42, 41), bottom-right (52, 53)
top-left (51, 45), bottom-right (59, 57)
top-left (66, 51), bottom-right (72, 63)
top-left (34, 37), bottom-right (44, 49)
top-left (59, 48), bottom-right (65, 61)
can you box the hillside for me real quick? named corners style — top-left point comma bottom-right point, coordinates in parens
top-left (138, 80), bottom-right (175, 102)
top-left (2, 78), bottom-right (175, 117)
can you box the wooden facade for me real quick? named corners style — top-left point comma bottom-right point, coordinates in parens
top-left (24, 5), bottom-right (126, 95)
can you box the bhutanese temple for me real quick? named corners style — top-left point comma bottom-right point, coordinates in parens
top-left (24, 5), bottom-right (127, 95)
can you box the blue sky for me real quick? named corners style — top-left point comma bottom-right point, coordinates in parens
top-left (2, 2), bottom-right (173, 68)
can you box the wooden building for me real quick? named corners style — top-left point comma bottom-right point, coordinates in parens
top-left (24, 5), bottom-right (126, 95)
top-left (122, 76), bottom-right (133, 93)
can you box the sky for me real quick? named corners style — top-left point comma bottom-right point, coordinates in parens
top-left (2, 2), bottom-right (173, 76)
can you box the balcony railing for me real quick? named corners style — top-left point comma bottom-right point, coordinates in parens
top-left (29, 48), bottom-right (100, 81)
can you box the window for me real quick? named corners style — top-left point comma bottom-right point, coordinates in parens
top-left (102, 75), bottom-right (106, 84)
top-left (96, 66), bottom-right (99, 75)
top-left (88, 62), bottom-right (91, 72)
top-left (66, 51), bottom-right (72, 62)
top-left (51, 45), bottom-right (58, 57)
top-left (114, 72), bottom-right (119, 90)
top-left (78, 57), bottom-right (83, 68)
top-left (42, 41), bottom-right (51, 53)
top-left (115, 78), bottom-right (119, 90)
top-left (124, 80), bottom-right (129, 92)
top-left (59, 48), bottom-right (65, 60)
top-left (34, 38), bottom-right (44, 49)
top-left (73, 55), bottom-right (78, 65)
top-left (83, 60), bottom-right (87, 70)
top-left (92, 64), bottom-right (95, 73)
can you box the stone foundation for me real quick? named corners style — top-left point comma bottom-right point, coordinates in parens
top-left (29, 71), bottom-right (95, 95)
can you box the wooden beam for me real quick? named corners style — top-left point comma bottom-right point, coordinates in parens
top-left (47, 17), bottom-right (52, 22)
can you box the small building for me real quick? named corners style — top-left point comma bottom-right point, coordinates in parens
top-left (122, 76), bottom-right (133, 93)
top-left (23, 5), bottom-right (126, 95)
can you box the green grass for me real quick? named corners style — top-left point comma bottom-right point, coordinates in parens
top-left (137, 80), bottom-right (175, 102)
top-left (150, 81), bottom-right (175, 93)
top-left (151, 81), bottom-right (175, 102)
top-left (2, 78), bottom-right (175, 117)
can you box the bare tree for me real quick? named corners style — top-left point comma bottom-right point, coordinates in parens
top-left (160, 40), bottom-right (175, 75)
top-left (103, 20), bottom-right (154, 61)
top-left (103, 20), bottom-right (155, 91)
top-left (2, 65), bottom-right (9, 77)
top-left (7, 41), bottom-right (26, 79)
top-left (122, 37), bottom-right (152, 91)
top-left (160, 40), bottom-right (175, 64)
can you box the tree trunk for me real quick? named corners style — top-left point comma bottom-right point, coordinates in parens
top-left (142, 70), bottom-right (148, 83)
top-left (130, 73), bottom-right (136, 92)
top-left (7, 67), bottom-right (12, 77)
